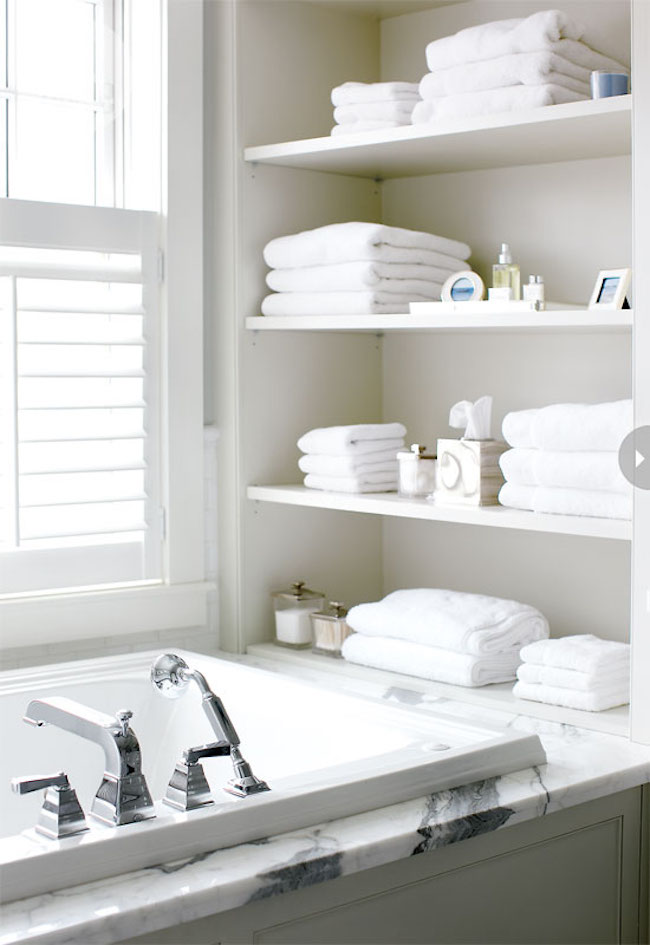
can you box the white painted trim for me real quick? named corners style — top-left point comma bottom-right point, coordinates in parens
top-left (0, 581), bottom-right (212, 647)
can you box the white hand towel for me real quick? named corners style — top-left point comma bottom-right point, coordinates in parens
top-left (304, 473), bottom-right (397, 493)
top-left (298, 453), bottom-right (399, 475)
top-left (419, 51), bottom-right (592, 99)
top-left (331, 81), bottom-right (420, 106)
top-left (501, 400), bottom-right (633, 451)
top-left (498, 482), bottom-right (632, 520)
top-left (266, 276), bottom-right (444, 299)
top-left (516, 661), bottom-right (629, 691)
top-left (261, 291), bottom-right (434, 316)
top-left (331, 121), bottom-right (410, 136)
top-left (513, 679), bottom-right (629, 711)
top-left (263, 223), bottom-right (471, 270)
top-left (499, 448), bottom-right (631, 494)
top-left (519, 634), bottom-right (630, 674)
top-left (266, 261), bottom-right (461, 293)
top-left (425, 11), bottom-right (587, 72)
top-left (346, 588), bottom-right (549, 656)
top-left (412, 84), bottom-right (587, 124)
top-left (334, 101), bottom-right (417, 124)
top-left (298, 423), bottom-right (406, 455)
top-left (342, 634), bottom-right (523, 687)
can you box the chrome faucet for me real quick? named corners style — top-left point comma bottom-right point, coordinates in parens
top-left (23, 696), bottom-right (155, 826)
top-left (151, 653), bottom-right (270, 799)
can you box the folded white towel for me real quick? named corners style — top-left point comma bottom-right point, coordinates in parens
top-left (498, 482), bottom-right (632, 520)
top-left (513, 679), bottom-right (629, 711)
top-left (331, 81), bottom-right (420, 106)
top-left (266, 278), bottom-right (443, 300)
top-left (263, 223), bottom-right (471, 271)
top-left (334, 101), bottom-right (417, 124)
top-left (266, 261), bottom-right (461, 293)
top-left (502, 400), bottom-right (633, 451)
top-left (298, 423), bottom-right (406, 456)
top-left (419, 51), bottom-right (592, 99)
top-left (298, 453), bottom-right (399, 476)
top-left (499, 448), bottom-right (631, 494)
top-left (516, 661), bottom-right (629, 691)
top-left (425, 11), bottom-right (586, 71)
top-left (342, 634), bottom-right (523, 687)
top-left (519, 634), bottom-right (630, 674)
top-left (412, 84), bottom-right (587, 124)
top-left (304, 473), bottom-right (397, 493)
top-left (346, 588), bottom-right (549, 656)
top-left (262, 291), bottom-right (434, 316)
top-left (331, 121), bottom-right (409, 136)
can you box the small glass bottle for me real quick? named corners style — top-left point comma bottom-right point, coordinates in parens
top-left (492, 243), bottom-right (520, 301)
top-left (522, 274), bottom-right (545, 309)
top-left (271, 581), bottom-right (325, 648)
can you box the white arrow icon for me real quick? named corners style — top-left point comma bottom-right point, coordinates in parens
top-left (635, 449), bottom-right (645, 468)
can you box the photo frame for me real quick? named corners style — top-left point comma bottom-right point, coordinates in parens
top-left (588, 268), bottom-right (631, 310)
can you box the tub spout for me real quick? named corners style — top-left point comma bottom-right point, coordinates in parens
top-left (23, 696), bottom-right (155, 826)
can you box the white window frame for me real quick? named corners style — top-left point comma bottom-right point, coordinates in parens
top-left (0, 0), bottom-right (207, 646)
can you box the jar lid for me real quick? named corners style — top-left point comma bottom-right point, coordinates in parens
top-left (397, 443), bottom-right (436, 461)
top-left (311, 600), bottom-right (348, 620)
top-left (271, 580), bottom-right (324, 601)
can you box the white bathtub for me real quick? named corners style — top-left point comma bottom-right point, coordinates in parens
top-left (0, 649), bottom-right (545, 903)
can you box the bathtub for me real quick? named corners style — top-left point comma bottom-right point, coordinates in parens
top-left (0, 649), bottom-right (545, 904)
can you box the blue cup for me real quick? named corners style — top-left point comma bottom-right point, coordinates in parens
top-left (590, 71), bottom-right (629, 99)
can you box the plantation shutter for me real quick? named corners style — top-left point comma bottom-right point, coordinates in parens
top-left (0, 199), bottom-right (162, 594)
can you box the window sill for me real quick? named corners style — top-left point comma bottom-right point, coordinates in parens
top-left (0, 581), bottom-right (213, 648)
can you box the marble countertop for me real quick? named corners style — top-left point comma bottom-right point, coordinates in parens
top-left (3, 653), bottom-right (650, 945)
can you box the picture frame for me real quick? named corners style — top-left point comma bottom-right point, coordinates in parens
top-left (588, 268), bottom-right (631, 310)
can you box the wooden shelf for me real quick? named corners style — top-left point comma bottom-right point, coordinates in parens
top-left (246, 307), bottom-right (633, 333)
top-left (247, 485), bottom-right (632, 540)
top-left (247, 643), bottom-right (630, 737)
top-left (244, 97), bottom-right (631, 179)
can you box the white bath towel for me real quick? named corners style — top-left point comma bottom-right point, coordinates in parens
top-left (498, 482), bottom-right (632, 520)
top-left (304, 473), bottom-right (397, 493)
top-left (412, 84), bottom-right (587, 124)
top-left (513, 679), bottom-right (629, 711)
top-left (516, 661), bottom-right (629, 691)
top-left (298, 423), bottom-right (406, 456)
top-left (519, 634), bottom-right (630, 674)
top-left (346, 588), bottom-right (549, 656)
top-left (266, 277), bottom-right (443, 300)
top-left (263, 223), bottom-right (471, 271)
top-left (298, 453), bottom-right (399, 476)
top-left (331, 81), bottom-right (420, 106)
top-left (424, 10), bottom-right (607, 72)
top-left (262, 291), bottom-right (433, 316)
top-left (334, 101), bottom-right (417, 124)
top-left (331, 121), bottom-right (409, 136)
top-left (501, 400), bottom-right (633, 452)
top-left (499, 448), bottom-right (631, 494)
top-left (342, 634), bottom-right (523, 687)
top-left (419, 51), bottom-right (593, 99)
top-left (266, 261), bottom-right (460, 293)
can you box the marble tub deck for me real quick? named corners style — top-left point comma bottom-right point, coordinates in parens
top-left (2, 655), bottom-right (650, 945)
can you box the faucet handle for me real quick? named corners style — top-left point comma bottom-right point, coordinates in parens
top-left (115, 709), bottom-right (133, 736)
top-left (11, 771), bottom-right (89, 839)
top-left (183, 741), bottom-right (231, 765)
top-left (164, 741), bottom-right (230, 812)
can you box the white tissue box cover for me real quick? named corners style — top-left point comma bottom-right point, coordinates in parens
top-left (435, 438), bottom-right (508, 506)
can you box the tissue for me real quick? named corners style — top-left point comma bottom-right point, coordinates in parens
top-left (449, 395), bottom-right (493, 441)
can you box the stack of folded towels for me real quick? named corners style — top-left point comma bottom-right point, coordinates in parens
top-left (331, 81), bottom-right (421, 136)
top-left (298, 422), bottom-right (406, 493)
top-left (498, 399), bottom-right (632, 520)
top-left (514, 635), bottom-right (630, 711)
top-left (262, 222), bottom-right (471, 316)
top-left (341, 588), bottom-right (549, 687)
top-left (412, 9), bottom-right (629, 124)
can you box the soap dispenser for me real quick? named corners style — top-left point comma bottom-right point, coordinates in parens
top-left (492, 243), bottom-right (520, 300)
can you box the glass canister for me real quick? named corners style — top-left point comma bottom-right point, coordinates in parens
top-left (271, 581), bottom-right (325, 649)
top-left (397, 444), bottom-right (437, 497)
top-left (310, 601), bottom-right (353, 657)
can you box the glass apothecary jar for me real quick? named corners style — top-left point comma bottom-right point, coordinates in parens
top-left (397, 443), bottom-right (437, 497)
top-left (310, 601), bottom-right (353, 657)
top-left (271, 581), bottom-right (325, 649)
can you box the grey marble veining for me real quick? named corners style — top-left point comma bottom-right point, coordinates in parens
top-left (2, 661), bottom-right (650, 945)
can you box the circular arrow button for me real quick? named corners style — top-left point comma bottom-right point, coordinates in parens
top-left (618, 425), bottom-right (650, 490)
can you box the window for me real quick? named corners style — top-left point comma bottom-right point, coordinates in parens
top-left (0, 0), bottom-right (205, 643)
